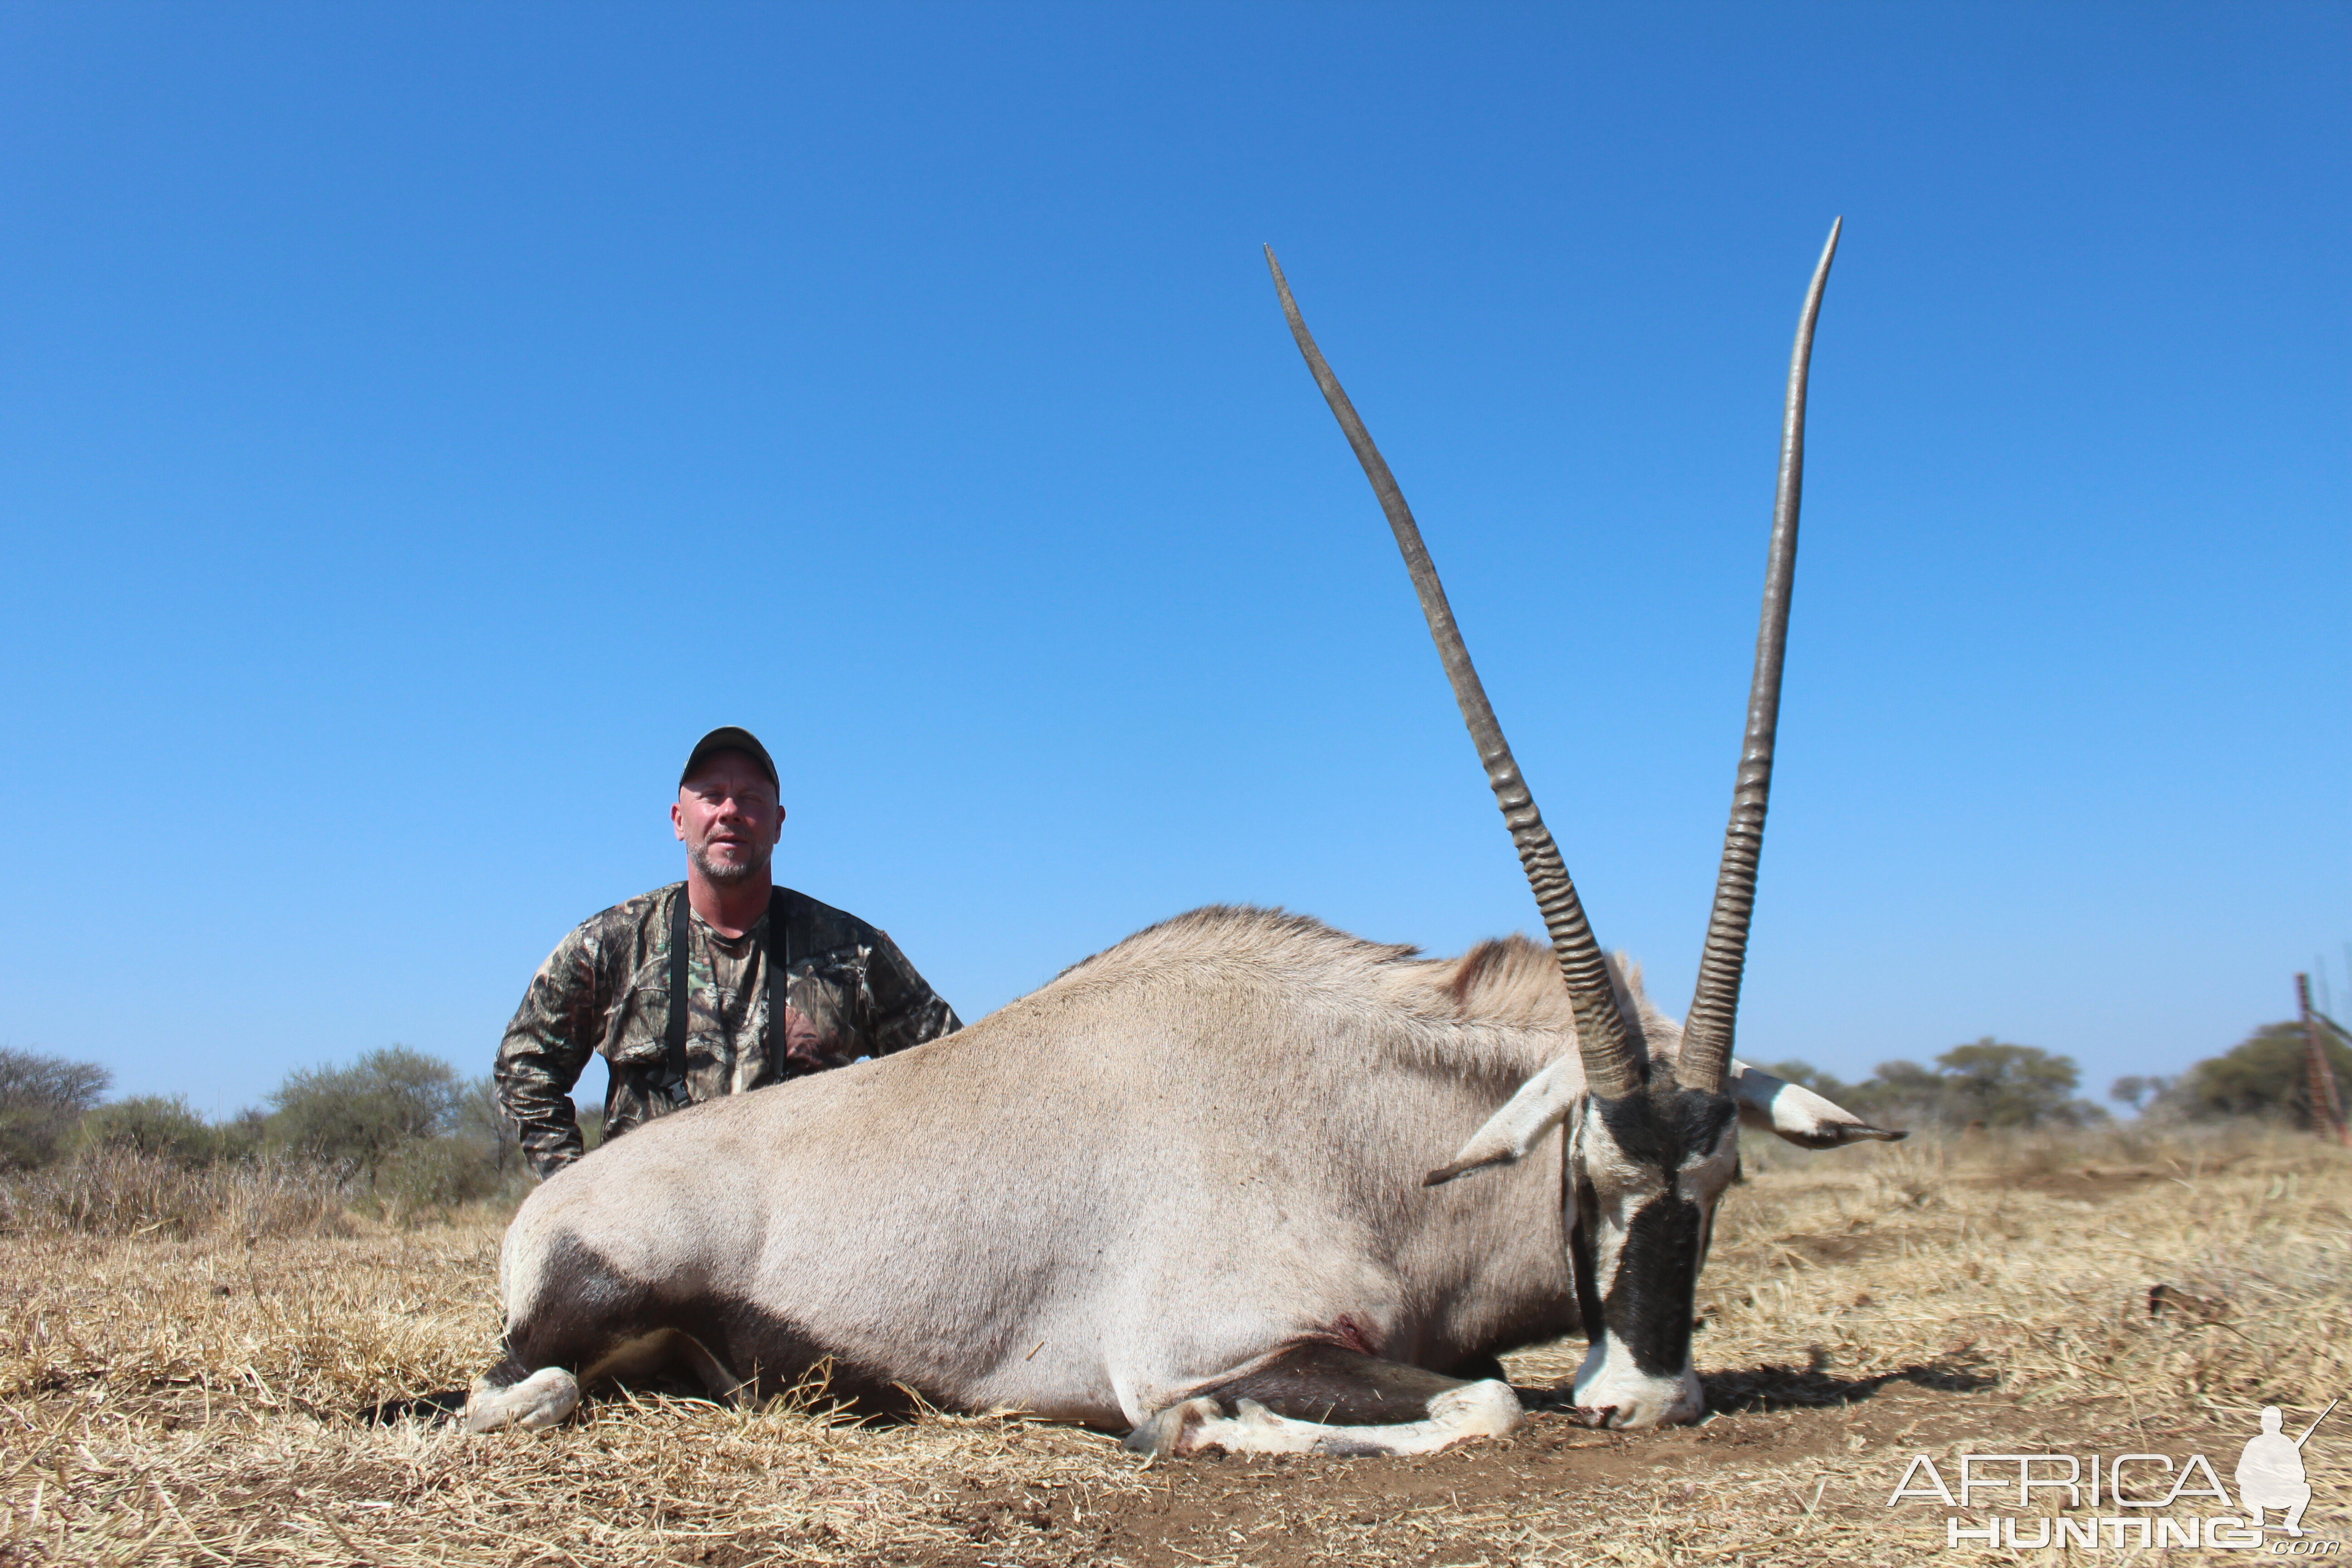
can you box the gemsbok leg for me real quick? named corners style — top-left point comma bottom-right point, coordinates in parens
top-left (1122, 1344), bottom-right (1523, 1458)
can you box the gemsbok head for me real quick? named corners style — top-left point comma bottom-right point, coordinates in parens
top-left (1268, 220), bottom-right (1897, 1428)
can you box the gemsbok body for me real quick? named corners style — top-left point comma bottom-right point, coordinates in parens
top-left (468, 224), bottom-right (1903, 1455)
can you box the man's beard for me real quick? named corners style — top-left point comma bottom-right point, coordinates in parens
top-left (692, 843), bottom-right (772, 887)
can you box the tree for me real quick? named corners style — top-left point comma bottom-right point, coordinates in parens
top-left (454, 1075), bottom-right (519, 1177)
top-left (2171, 1022), bottom-right (2352, 1127)
top-left (1829, 1041), bottom-right (2104, 1130)
top-left (0, 1047), bottom-right (112, 1168)
top-left (214, 1107), bottom-right (270, 1161)
top-left (1841, 1059), bottom-right (1951, 1130)
top-left (1936, 1038), bottom-right (2104, 1128)
top-left (76, 1094), bottom-right (217, 1166)
top-left (2110, 1074), bottom-right (2173, 1114)
top-left (267, 1046), bottom-right (464, 1175)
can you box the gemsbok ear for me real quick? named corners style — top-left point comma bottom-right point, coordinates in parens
top-left (1727, 1059), bottom-right (1907, 1148)
top-left (1423, 1058), bottom-right (1581, 1186)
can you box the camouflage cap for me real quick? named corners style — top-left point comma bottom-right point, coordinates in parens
top-left (680, 726), bottom-right (779, 789)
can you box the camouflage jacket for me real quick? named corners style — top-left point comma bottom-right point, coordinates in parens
top-left (495, 883), bottom-right (960, 1178)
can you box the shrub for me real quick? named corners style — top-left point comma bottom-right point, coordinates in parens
top-left (0, 1147), bottom-right (352, 1239)
top-left (268, 1046), bottom-right (464, 1175)
top-left (453, 1075), bottom-right (526, 1181)
top-left (372, 1134), bottom-right (507, 1218)
top-left (259, 1054), bottom-right (531, 1218)
top-left (0, 1047), bottom-right (112, 1169)
top-left (1935, 1039), bottom-right (2106, 1129)
top-left (75, 1094), bottom-right (218, 1166)
top-left (214, 1106), bottom-right (270, 1161)
top-left (2169, 1021), bottom-right (2352, 1128)
top-left (1797, 1041), bottom-right (2105, 1131)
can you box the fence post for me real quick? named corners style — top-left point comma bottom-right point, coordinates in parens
top-left (2296, 973), bottom-right (2350, 1146)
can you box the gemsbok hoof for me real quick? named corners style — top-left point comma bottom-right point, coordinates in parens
top-left (464, 1367), bottom-right (580, 1433)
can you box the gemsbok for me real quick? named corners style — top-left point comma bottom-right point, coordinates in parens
top-left (467, 222), bottom-right (1903, 1455)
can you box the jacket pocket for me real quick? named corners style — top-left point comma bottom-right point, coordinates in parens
top-left (603, 980), bottom-right (671, 1068)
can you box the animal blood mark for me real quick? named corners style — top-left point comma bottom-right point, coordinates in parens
top-left (1324, 1315), bottom-right (1379, 1357)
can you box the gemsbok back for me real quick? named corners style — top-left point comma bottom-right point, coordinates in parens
top-left (467, 223), bottom-right (1904, 1455)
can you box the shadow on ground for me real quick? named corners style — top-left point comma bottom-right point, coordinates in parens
top-left (364, 1354), bottom-right (1999, 1429)
top-left (358, 1389), bottom-right (469, 1425)
top-left (1700, 1356), bottom-right (1997, 1414)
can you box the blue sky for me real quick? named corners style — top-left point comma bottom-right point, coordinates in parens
top-left (0, 3), bottom-right (2343, 1118)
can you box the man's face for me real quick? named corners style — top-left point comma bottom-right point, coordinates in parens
top-left (672, 751), bottom-right (784, 887)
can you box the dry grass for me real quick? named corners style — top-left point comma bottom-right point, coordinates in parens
top-left (2, 1123), bottom-right (2346, 1565)
top-left (0, 1152), bottom-right (353, 1243)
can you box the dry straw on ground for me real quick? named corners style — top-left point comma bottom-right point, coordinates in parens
top-left (3, 1124), bottom-right (2345, 1565)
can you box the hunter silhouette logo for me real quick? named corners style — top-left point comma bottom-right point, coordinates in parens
top-left (1887, 1398), bottom-right (2341, 1551)
top-left (2240, 1401), bottom-right (2333, 1537)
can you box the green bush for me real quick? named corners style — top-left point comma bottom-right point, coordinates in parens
top-left (75, 1094), bottom-right (218, 1166)
top-left (0, 1045), bottom-right (544, 1232)
top-left (0, 1048), bottom-right (112, 1169)
top-left (2168, 1022), bottom-right (2352, 1127)
top-left (214, 1106), bottom-right (270, 1161)
top-left (1842, 1058), bottom-right (1955, 1129)
top-left (267, 1045), bottom-right (464, 1175)
top-left (259, 1050), bottom-right (528, 1217)
top-left (372, 1134), bottom-right (507, 1217)
top-left (1768, 1040), bottom-right (2105, 1131)
top-left (1935, 1039), bottom-right (2105, 1128)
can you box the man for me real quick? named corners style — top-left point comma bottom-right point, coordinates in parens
top-left (495, 726), bottom-right (961, 1178)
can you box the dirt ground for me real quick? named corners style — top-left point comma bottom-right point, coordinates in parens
top-left (3, 1126), bottom-right (2346, 1565)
